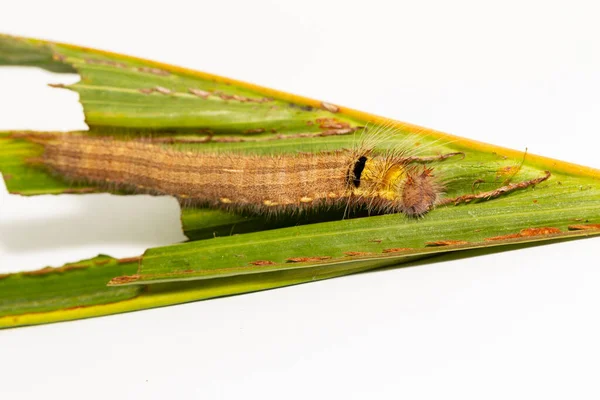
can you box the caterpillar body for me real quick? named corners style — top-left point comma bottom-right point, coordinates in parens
top-left (38, 135), bottom-right (443, 217)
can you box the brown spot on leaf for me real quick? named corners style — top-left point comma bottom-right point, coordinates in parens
top-left (232, 94), bottom-right (249, 102)
top-left (214, 91), bottom-right (268, 103)
top-left (117, 256), bottom-right (142, 264)
top-left (250, 260), bottom-right (277, 266)
top-left (154, 86), bottom-right (173, 95)
top-left (316, 118), bottom-right (350, 130)
top-left (320, 128), bottom-right (356, 136)
top-left (426, 240), bottom-right (469, 246)
top-left (84, 58), bottom-right (128, 68)
top-left (289, 103), bottom-right (314, 111)
top-left (520, 227), bottom-right (561, 236)
top-left (344, 251), bottom-right (374, 256)
top-left (189, 88), bottom-right (210, 98)
top-left (321, 102), bottom-right (340, 113)
top-left (0, 273), bottom-right (11, 280)
top-left (243, 128), bottom-right (266, 134)
top-left (286, 256), bottom-right (332, 263)
top-left (2, 174), bottom-right (12, 180)
top-left (93, 259), bottom-right (111, 266)
top-left (108, 275), bottom-right (141, 285)
top-left (48, 83), bottom-right (67, 89)
top-left (138, 88), bottom-right (155, 94)
top-left (485, 227), bottom-right (561, 241)
top-left (136, 66), bottom-right (170, 76)
top-left (568, 224), bottom-right (600, 231)
top-left (485, 233), bottom-right (522, 241)
top-left (382, 248), bottom-right (413, 253)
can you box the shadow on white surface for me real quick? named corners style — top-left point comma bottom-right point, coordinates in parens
top-left (0, 176), bottom-right (187, 272)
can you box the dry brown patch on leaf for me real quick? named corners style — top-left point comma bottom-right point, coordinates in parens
top-left (93, 259), bottom-right (111, 266)
top-left (485, 227), bottom-right (561, 241)
top-left (344, 251), bottom-right (374, 256)
top-left (249, 260), bottom-right (277, 266)
top-left (213, 91), bottom-right (270, 103)
top-left (84, 58), bottom-right (128, 68)
top-left (154, 86), bottom-right (173, 95)
top-left (426, 240), bottom-right (469, 246)
top-left (321, 102), bottom-right (340, 113)
top-left (117, 256), bottom-right (142, 264)
top-left (188, 88), bottom-right (210, 98)
top-left (320, 128), bottom-right (356, 136)
top-left (286, 256), bottom-right (332, 263)
top-left (568, 224), bottom-right (600, 231)
top-left (382, 248), bottom-right (414, 253)
top-left (109, 275), bottom-right (141, 285)
top-left (136, 66), bottom-right (170, 76)
top-left (316, 118), bottom-right (349, 130)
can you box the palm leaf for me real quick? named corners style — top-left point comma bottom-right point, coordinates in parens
top-left (1, 34), bottom-right (599, 328)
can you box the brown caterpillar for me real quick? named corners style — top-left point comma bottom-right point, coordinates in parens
top-left (36, 134), bottom-right (446, 217)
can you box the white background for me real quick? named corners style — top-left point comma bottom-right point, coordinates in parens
top-left (1, 1), bottom-right (600, 399)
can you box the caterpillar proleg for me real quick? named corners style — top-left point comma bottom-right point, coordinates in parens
top-left (35, 133), bottom-right (446, 217)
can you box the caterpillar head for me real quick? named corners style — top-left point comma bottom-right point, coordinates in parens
top-left (399, 167), bottom-right (440, 217)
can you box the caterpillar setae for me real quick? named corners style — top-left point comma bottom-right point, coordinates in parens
top-left (35, 132), bottom-right (452, 217)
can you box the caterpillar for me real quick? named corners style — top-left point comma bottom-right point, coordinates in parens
top-left (35, 133), bottom-right (448, 217)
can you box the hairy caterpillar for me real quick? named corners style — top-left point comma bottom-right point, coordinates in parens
top-left (35, 133), bottom-right (449, 217)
